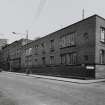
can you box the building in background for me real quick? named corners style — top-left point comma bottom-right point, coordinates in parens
top-left (0, 39), bottom-right (7, 50)
top-left (2, 14), bottom-right (105, 79)
top-left (0, 39), bottom-right (8, 69)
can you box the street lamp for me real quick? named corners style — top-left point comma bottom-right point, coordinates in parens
top-left (12, 30), bottom-right (30, 74)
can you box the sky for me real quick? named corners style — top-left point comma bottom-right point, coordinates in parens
top-left (0, 0), bottom-right (105, 43)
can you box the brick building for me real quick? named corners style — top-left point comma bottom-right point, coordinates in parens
top-left (2, 14), bottom-right (105, 79)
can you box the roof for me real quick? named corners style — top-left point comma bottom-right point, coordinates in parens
top-left (24, 14), bottom-right (100, 46)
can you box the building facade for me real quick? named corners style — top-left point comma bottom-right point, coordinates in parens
top-left (21, 15), bottom-right (96, 79)
top-left (2, 14), bottom-right (105, 79)
top-left (2, 39), bottom-right (31, 71)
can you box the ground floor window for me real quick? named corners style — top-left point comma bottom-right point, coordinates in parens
top-left (25, 55), bottom-right (33, 66)
top-left (50, 56), bottom-right (54, 65)
top-left (61, 55), bottom-right (66, 64)
top-left (61, 53), bottom-right (77, 65)
top-left (68, 53), bottom-right (77, 65)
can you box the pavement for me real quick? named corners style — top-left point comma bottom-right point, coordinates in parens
top-left (4, 71), bottom-right (105, 84)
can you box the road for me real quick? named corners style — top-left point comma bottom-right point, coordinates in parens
top-left (0, 72), bottom-right (105, 105)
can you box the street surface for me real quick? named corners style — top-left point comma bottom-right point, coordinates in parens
top-left (0, 72), bottom-right (105, 105)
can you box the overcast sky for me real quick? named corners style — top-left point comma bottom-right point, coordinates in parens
top-left (0, 0), bottom-right (105, 43)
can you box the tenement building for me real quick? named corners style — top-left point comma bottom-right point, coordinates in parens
top-left (2, 14), bottom-right (105, 79)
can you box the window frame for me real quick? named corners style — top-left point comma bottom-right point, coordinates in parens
top-left (60, 32), bottom-right (76, 48)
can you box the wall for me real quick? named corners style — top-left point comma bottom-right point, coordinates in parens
top-left (19, 65), bottom-right (95, 79)
top-left (95, 65), bottom-right (105, 78)
top-left (94, 16), bottom-right (105, 78)
top-left (95, 16), bottom-right (105, 64)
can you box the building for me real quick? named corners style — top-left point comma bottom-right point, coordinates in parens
top-left (0, 39), bottom-right (8, 68)
top-left (2, 14), bottom-right (105, 79)
top-left (0, 39), bottom-right (7, 49)
top-left (2, 39), bottom-right (32, 71)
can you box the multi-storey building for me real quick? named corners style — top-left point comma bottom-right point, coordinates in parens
top-left (2, 14), bottom-right (105, 79)
top-left (2, 39), bottom-right (31, 71)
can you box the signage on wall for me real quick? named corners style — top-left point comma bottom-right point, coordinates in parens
top-left (86, 66), bottom-right (94, 70)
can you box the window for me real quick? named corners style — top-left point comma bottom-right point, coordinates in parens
top-left (50, 40), bottom-right (55, 52)
top-left (35, 59), bottom-right (37, 62)
top-left (61, 53), bottom-right (77, 65)
top-left (100, 27), bottom-right (105, 42)
top-left (25, 55), bottom-right (32, 66)
top-left (83, 33), bottom-right (88, 40)
top-left (61, 54), bottom-right (66, 64)
top-left (41, 43), bottom-right (45, 48)
top-left (35, 45), bottom-right (38, 49)
top-left (34, 58), bottom-right (38, 65)
top-left (84, 55), bottom-right (88, 61)
top-left (50, 56), bottom-right (54, 64)
top-left (34, 45), bottom-right (38, 55)
top-left (42, 57), bottom-right (46, 65)
top-left (68, 53), bottom-right (77, 65)
top-left (41, 43), bottom-right (46, 54)
top-left (100, 50), bottom-right (105, 64)
top-left (50, 40), bottom-right (54, 49)
top-left (60, 32), bottom-right (76, 48)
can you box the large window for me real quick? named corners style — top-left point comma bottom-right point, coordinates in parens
top-left (61, 53), bottom-right (77, 65)
top-left (60, 32), bottom-right (76, 48)
top-left (100, 27), bottom-right (105, 42)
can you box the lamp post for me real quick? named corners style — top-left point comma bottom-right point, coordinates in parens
top-left (12, 30), bottom-right (30, 74)
top-left (25, 30), bottom-right (30, 74)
